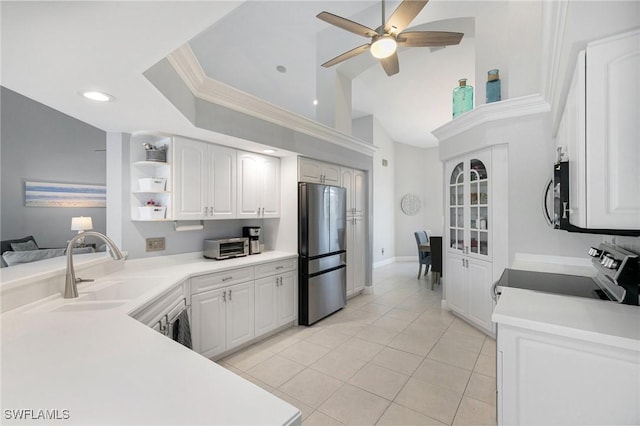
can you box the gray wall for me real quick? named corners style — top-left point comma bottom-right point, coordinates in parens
top-left (1, 87), bottom-right (106, 248)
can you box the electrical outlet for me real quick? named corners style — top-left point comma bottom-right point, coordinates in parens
top-left (381, 248), bottom-right (385, 255)
top-left (146, 237), bottom-right (165, 252)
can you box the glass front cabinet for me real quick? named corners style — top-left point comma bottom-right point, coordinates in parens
top-left (445, 149), bottom-right (495, 335)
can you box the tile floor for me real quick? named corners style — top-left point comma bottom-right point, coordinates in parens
top-left (218, 262), bottom-right (497, 426)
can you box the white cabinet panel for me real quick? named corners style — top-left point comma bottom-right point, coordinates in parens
top-left (446, 252), bottom-right (466, 315)
top-left (278, 271), bottom-right (296, 325)
top-left (191, 288), bottom-right (226, 358)
top-left (225, 281), bottom-right (255, 349)
top-left (174, 138), bottom-right (208, 220)
top-left (237, 152), bottom-right (280, 218)
top-left (208, 145), bottom-right (236, 219)
top-left (254, 276), bottom-right (277, 336)
top-left (466, 258), bottom-right (494, 332)
top-left (299, 158), bottom-right (340, 184)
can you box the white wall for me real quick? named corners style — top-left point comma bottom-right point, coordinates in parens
top-left (394, 143), bottom-right (443, 259)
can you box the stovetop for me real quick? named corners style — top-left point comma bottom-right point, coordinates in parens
top-left (495, 269), bottom-right (609, 300)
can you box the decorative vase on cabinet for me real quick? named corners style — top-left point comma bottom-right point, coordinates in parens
top-left (452, 78), bottom-right (474, 118)
top-left (486, 69), bottom-right (501, 103)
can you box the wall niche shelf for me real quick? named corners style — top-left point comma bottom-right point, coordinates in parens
top-left (130, 133), bottom-right (172, 221)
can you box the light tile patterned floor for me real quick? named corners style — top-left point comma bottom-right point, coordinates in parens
top-left (219, 262), bottom-right (497, 426)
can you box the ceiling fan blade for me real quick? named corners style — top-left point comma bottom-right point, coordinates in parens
top-left (380, 52), bottom-right (399, 76)
top-left (317, 11), bottom-right (377, 38)
top-left (384, 0), bottom-right (429, 34)
top-left (397, 31), bottom-right (464, 47)
top-left (321, 44), bottom-right (371, 68)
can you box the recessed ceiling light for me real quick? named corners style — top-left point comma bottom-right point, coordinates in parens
top-left (263, 149), bottom-right (276, 154)
top-left (313, 99), bottom-right (318, 106)
top-left (276, 65), bottom-right (287, 73)
top-left (81, 91), bottom-right (114, 102)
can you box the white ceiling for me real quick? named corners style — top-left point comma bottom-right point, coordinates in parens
top-left (1, 1), bottom-right (476, 150)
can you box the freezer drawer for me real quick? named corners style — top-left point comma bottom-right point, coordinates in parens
top-left (299, 266), bottom-right (346, 325)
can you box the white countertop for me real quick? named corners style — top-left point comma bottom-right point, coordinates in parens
top-left (492, 287), bottom-right (640, 351)
top-left (1, 251), bottom-right (301, 425)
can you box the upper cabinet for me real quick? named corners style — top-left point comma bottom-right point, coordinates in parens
top-left (341, 167), bottom-right (366, 217)
top-left (557, 29), bottom-right (640, 230)
top-left (132, 135), bottom-right (279, 221)
top-left (173, 137), bottom-right (236, 220)
top-left (237, 152), bottom-right (280, 218)
top-left (298, 157), bottom-right (341, 185)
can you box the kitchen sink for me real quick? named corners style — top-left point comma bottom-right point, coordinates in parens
top-left (51, 300), bottom-right (126, 312)
top-left (79, 279), bottom-right (158, 301)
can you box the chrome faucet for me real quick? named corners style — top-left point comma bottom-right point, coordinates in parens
top-left (64, 231), bottom-right (124, 298)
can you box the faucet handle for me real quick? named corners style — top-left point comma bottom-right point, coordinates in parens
top-left (75, 277), bottom-right (95, 284)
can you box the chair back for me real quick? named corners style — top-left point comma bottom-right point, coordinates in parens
top-left (414, 231), bottom-right (430, 263)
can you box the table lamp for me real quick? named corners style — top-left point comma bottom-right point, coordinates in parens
top-left (71, 216), bottom-right (93, 247)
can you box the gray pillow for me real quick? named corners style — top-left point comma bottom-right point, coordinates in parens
top-left (2, 248), bottom-right (66, 266)
top-left (11, 240), bottom-right (39, 251)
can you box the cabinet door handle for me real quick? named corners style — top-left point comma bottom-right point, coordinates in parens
top-left (209, 206), bottom-right (214, 216)
top-left (276, 265), bottom-right (284, 270)
top-left (222, 290), bottom-right (226, 302)
top-left (228, 289), bottom-right (232, 300)
top-left (462, 258), bottom-right (465, 267)
top-left (562, 202), bottom-right (570, 219)
top-left (261, 207), bottom-right (265, 215)
top-left (222, 276), bottom-right (232, 282)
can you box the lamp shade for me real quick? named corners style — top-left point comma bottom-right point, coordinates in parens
top-left (370, 36), bottom-right (397, 59)
top-left (71, 216), bottom-right (93, 232)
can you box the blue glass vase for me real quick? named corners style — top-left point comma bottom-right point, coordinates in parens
top-left (486, 69), bottom-right (501, 103)
top-left (452, 79), bottom-right (473, 118)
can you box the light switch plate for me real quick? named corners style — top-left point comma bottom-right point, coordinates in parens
top-left (146, 237), bottom-right (165, 252)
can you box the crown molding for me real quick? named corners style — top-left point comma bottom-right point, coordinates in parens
top-left (432, 94), bottom-right (551, 143)
top-left (167, 44), bottom-right (376, 157)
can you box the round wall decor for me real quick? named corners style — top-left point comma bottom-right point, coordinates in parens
top-left (400, 193), bottom-right (422, 216)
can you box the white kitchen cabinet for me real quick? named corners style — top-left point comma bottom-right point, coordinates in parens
top-left (191, 275), bottom-right (255, 359)
top-left (341, 167), bottom-right (366, 216)
top-left (255, 271), bottom-right (296, 336)
top-left (173, 137), bottom-right (236, 220)
top-left (497, 323), bottom-right (640, 425)
top-left (237, 152), bottom-right (280, 218)
top-left (298, 157), bottom-right (341, 184)
top-left (557, 29), bottom-right (640, 230)
top-left (255, 259), bottom-right (297, 336)
top-left (445, 149), bottom-right (496, 335)
top-left (346, 216), bottom-right (366, 297)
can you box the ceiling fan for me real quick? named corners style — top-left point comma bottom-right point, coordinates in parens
top-left (317, 0), bottom-right (464, 76)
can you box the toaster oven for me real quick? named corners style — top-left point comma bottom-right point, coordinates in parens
top-left (203, 238), bottom-right (249, 260)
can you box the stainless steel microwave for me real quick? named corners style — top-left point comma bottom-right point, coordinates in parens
top-left (203, 238), bottom-right (249, 260)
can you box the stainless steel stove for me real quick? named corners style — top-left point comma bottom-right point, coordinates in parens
top-left (493, 242), bottom-right (639, 305)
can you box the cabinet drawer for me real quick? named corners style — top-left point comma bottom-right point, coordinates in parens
top-left (254, 258), bottom-right (297, 279)
top-left (191, 267), bottom-right (254, 294)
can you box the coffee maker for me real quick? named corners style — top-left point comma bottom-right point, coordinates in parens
top-left (242, 226), bottom-right (261, 254)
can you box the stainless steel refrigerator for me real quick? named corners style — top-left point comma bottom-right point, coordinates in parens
top-left (298, 182), bottom-right (347, 325)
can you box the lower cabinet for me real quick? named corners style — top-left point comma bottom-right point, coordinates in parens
top-left (346, 216), bottom-right (366, 297)
top-left (446, 253), bottom-right (494, 334)
top-left (255, 271), bottom-right (296, 336)
top-left (497, 323), bottom-right (640, 425)
top-left (192, 281), bottom-right (255, 359)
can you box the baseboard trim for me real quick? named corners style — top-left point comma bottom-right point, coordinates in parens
top-left (362, 286), bottom-right (373, 295)
top-left (373, 258), bottom-right (396, 268)
top-left (396, 256), bottom-right (417, 262)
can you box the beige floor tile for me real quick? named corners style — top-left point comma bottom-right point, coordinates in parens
top-left (412, 358), bottom-right (472, 394)
top-left (279, 339), bottom-right (331, 366)
top-left (388, 332), bottom-right (438, 356)
top-left (303, 410), bottom-right (344, 426)
top-left (348, 363), bottom-right (410, 400)
top-left (221, 345), bottom-right (274, 371)
top-left (371, 347), bottom-right (424, 376)
top-left (319, 383), bottom-right (391, 426)
top-left (358, 302), bottom-right (394, 315)
top-left (474, 354), bottom-right (496, 378)
top-left (305, 328), bottom-right (351, 349)
top-left (396, 297), bottom-right (430, 313)
top-left (326, 320), bottom-right (366, 337)
top-left (355, 324), bottom-right (398, 345)
top-left (383, 308), bottom-right (421, 323)
top-left (439, 330), bottom-right (486, 354)
top-left (310, 349), bottom-right (368, 381)
top-left (403, 322), bottom-right (448, 341)
top-left (481, 338), bottom-right (497, 357)
top-left (371, 315), bottom-right (411, 332)
top-left (427, 341), bottom-right (479, 370)
top-left (452, 396), bottom-right (497, 425)
top-left (284, 324), bottom-right (325, 340)
top-left (252, 332), bottom-right (301, 353)
top-left (394, 377), bottom-right (462, 425)
top-left (344, 308), bottom-right (384, 324)
top-left (271, 389), bottom-right (315, 421)
top-left (279, 368), bottom-right (344, 408)
top-left (448, 317), bottom-right (487, 338)
top-left (465, 373), bottom-right (496, 406)
top-left (373, 293), bottom-right (408, 307)
top-left (376, 402), bottom-right (446, 426)
top-left (237, 371), bottom-right (275, 392)
top-left (334, 337), bottom-right (384, 361)
top-left (246, 354), bottom-right (306, 388)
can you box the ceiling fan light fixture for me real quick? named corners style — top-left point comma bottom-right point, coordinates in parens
top-left (370, 36), bottom-right (397, 59)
